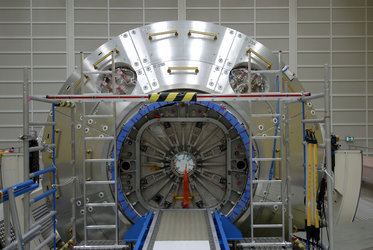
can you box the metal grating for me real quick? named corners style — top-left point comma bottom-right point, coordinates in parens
top-left (32, 203), bottom-right (54, 248)
top-left (0, 220), bottom-right (16, 248)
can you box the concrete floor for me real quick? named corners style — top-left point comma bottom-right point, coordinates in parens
top-left (334, 181), bottom-right (373, 250)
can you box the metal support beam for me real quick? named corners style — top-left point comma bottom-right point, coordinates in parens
top-left (22, 67), bottom-right (30, 249)
top-left (289, 0), bottom-right (297, 75)
top-left (66, 0), bottom-right (75, 76)
top-left (324, 64), bottom-right (334, 250)
top-left (44, 92), bottom-right (311, 102)
top-left (8, 188), bottom-right (24, 250)
top-left (71, 106), bottom-right (77, 244)
top-left (178, 0), bottom-right (186, 20)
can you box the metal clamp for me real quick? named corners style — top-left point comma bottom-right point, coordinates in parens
top-left (167, 66), bottom-right (199, 74)
top-left (188, 30), bottom-right (218, 40)
top-left (19, 134), bottom-right (36, 141)
top-left (148, 30), bottom-right (178, 40)
top-left (93, 49), bottom-right (119, 69)
top-left (246, 48), bottom-right (272, 69)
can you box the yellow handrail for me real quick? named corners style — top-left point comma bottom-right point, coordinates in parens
top-left (188, 30), bottom-right (218, 40)
top-left (73, 74), bottom-right (88, 90)
top-left (167, 66), bottom-right (199, 74)
top-left (92, 49), bottom-right (119, 69)
top-left (148, 30), bottom-right (178, 40)
top-left (246, 48), bottom-right (272, 70)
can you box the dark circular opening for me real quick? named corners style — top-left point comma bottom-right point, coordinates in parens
top-left (121, 161), bottom-right (131, 170)
top-left (237, 160), bottom-right (246, 169)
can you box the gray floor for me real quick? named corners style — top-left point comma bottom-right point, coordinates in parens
top-left (155, 210), bottom-right (209, 241)
top-left (355, 182), bottom-right (373, 221)
top-left (334, 182), bottom-right (373, 250)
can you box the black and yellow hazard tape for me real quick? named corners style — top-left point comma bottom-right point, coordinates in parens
top-left (148, 92), bottom-right (197, 102)
top-left (57, 100), bottom-right (76, 108)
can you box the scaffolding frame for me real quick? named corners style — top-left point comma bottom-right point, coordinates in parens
top-left (2, 60), bottom-right (333, 249)
top-left (1, 68), bottom-right (58, 250)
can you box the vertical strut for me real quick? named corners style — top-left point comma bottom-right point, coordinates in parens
top-left (284, 104), bottom-right (293, 242)
top-left (80, 52), bottom-right (88, 245)
top-left (248, 101), bottom-right (254, 242)
top-left (112, 51), bottom-right (119, 245)
top-left (23, 67), bottom-right (30, 250)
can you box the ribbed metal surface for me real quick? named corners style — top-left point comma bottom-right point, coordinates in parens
top-left (32, 204), bottom-right (54, 248)
top-left (155, 210), bottom-right (209, 241)
top-left (238, 237), bottom-right (290, 250)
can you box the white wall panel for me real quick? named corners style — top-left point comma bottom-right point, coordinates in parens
top-left (221, 10), bottom-right (254, 22)
top-left (297, 0), bottom-right (371, 153)
top-left (333, 81), bottom-right (366, 94)
top-left (186, 9), bottom-right (218, 22)
top-left (0, 0), bottom-right (371, 154)
top-left (0, 0), bottom-right (66, 149)
top-left (145, 9), bottom-right (178, 22)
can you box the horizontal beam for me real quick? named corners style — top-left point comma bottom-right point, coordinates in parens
top-left (44, 92), bottom-right (310, 103)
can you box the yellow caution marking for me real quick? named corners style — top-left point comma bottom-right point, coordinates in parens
top-left (165, 92), bottom-right (178, 102)
top-left (149, 93), bottom-right (160, 102)
top-left (181, 92), bottom-right (196, 102)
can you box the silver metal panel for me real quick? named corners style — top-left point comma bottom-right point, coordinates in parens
top-left (40, 20), bottom-right (322, 243)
